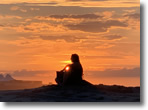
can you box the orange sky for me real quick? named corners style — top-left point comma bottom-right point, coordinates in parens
top-left (0, 0), bottom-right (140, 86)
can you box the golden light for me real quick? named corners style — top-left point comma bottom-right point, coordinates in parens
top-left (60, 60), bottom-right (71, 64)
top-left (65, 66), bottom-right (70, 71)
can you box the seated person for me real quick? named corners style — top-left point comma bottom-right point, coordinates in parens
top-left (55, 54), bottom-right (83, 86)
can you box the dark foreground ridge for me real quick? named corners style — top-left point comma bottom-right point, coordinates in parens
top-left (0, 84), bottom-right (140, 102)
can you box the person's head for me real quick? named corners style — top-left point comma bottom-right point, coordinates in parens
top-left (71, 54), bottom-right (80, 63)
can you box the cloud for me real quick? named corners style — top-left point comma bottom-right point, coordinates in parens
top-left (83, 55), bottom-right (124, 59)
top-left (30, 8), bottom-right (40, 11)
top-left (65, 20), bottom-right (128, 33)
top-left (124, 13), bottom-right (140, 20)
top-left (10, 6), bottom-right (20, 11)
top-left (23, 27), bottom-right (34, 31)
top-left (14, 22), bottom-right (66, 33)
top-left (102, 34), bottom-right (124, 40)
top-left (20, 9), bottom-right (27, 13)
top-left (67, 0), bottom-right (82, 1)
top-left (67, 0), bottom-right (108, 2)
top-left (122, 2), bottom-right (139, 4)
top-left (18, 2), bottom-right (58, 6)
top-left (0, 3), bottom-right (140, 18)
top-left (123, 13), bottom-right (140, 30)
top-left (86, 67), bottom-right (140, 77)
top-left (91, 0), bottom-right (108, 1)
top-left (0, 24), bottom-right (4, 27)
top-left (40, 35), bottom-right (87, 42)
top-left (12, 69), bottom-right (49, 77)
top-left (102, 11), bottom-right (114, 18)
top-left (0, 15), bottom-right (22, 19)
top-left (50, 14), bottom-right (103, 19)
top-left (10, 6), bottom-right (27, 13)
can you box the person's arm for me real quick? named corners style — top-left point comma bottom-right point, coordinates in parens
top-left (61, 64), bottom-right (70, 72)
top-left (63, 65), bottom-right (72, 85)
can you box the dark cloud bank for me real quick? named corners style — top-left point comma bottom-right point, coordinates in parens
top-left (0, 67), bottom-right (140, 78)
top-left (11, 69), bottom-right (50, 77)
top-left (49, 13), bottom-right (103, 19)
top-left (86, 67), bottom-right (140, 78)
top-left (65, 20), bottom-right (128, 33)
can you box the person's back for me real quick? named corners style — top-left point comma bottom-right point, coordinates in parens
top-left (64, 62), bottom-right (83, 85)
top-left (69, 62), bottom-right (83, 81)
top-left (62, 54), bottom-right (83, 85)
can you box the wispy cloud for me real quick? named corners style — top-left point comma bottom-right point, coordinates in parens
top-left (10, 6), bottom-right (27, 12)
top-left (102, 34), bottom-right (124, 40)
top-left (66, 0), bottom-right (108, 2)
top-left (124, 13), bottom-right (140, 20)
top-left (65, 20), bottom-right (128, 33)
top-left (40, 35), bottom-right (87, 42)
top-left (49, 13), bottom-right (103, 19)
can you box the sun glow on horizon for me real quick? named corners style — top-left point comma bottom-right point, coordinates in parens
top-left (65, 66), bottom-right (70, 71)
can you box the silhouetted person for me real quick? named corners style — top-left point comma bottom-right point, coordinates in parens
top-left (55, 54), bottom-right (83, 86)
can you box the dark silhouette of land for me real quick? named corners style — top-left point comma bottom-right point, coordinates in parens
top-left (0, 74), bottom-right (140, 102)
top-left (0, 84), bottom-right (140, 102)
top-left (0, 74), bottom-right (14, 81)
top-left (0, 74), bottom-right (43, 90)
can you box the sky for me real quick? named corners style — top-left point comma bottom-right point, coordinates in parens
top-left (0, 0), bottom-right (140, 86)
